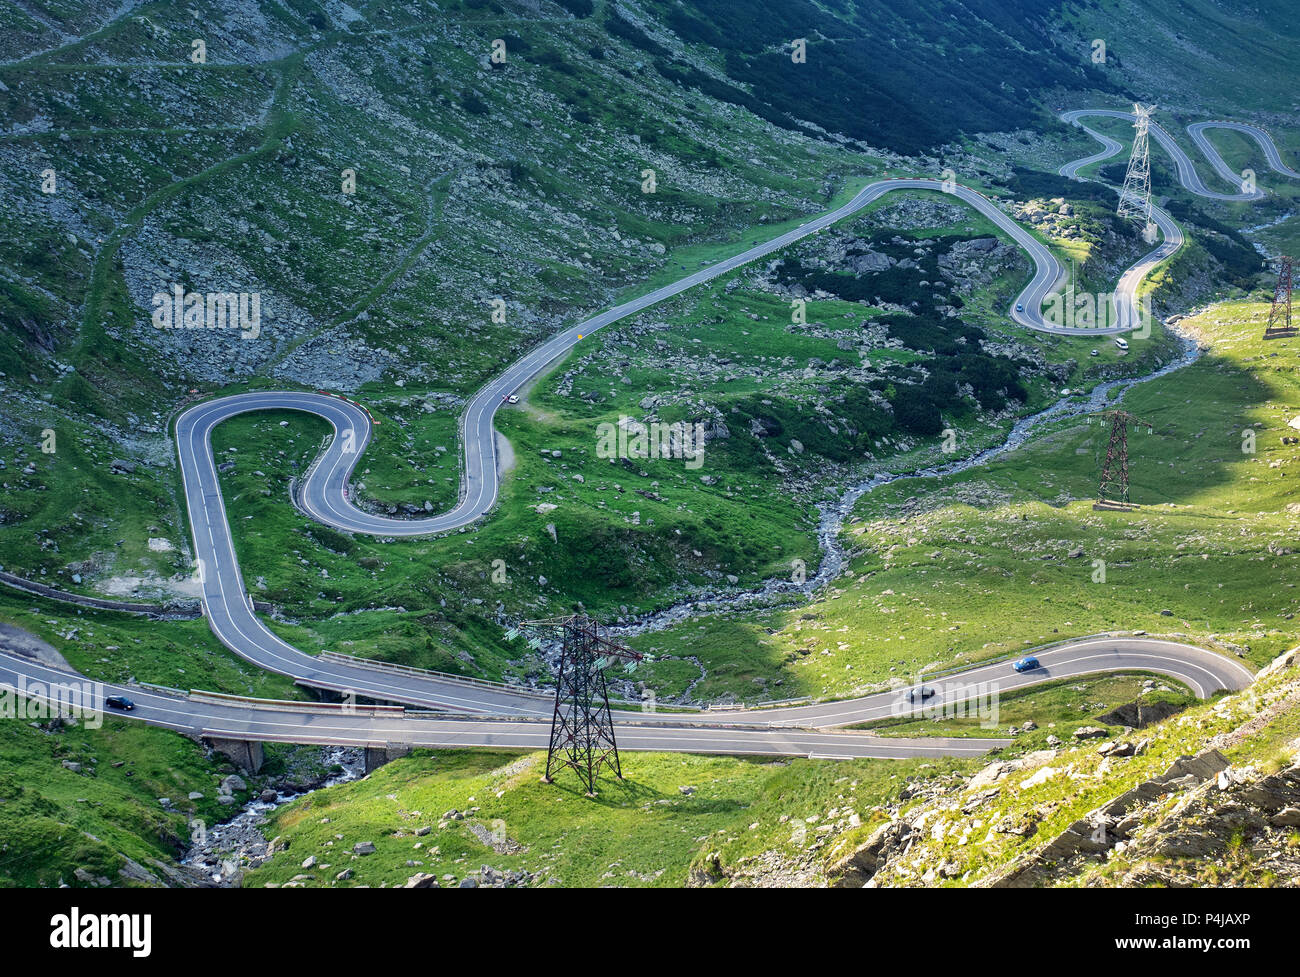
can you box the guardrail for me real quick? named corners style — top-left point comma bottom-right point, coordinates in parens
top-left (318, 650), bottom-right (551, 698)
top-left (130, 681), bottom-right (189, 696)
top-left (200, 727), bottom-right (393, 748)
top-left (189, 688), bottom-right (405, 716)
top-left (701, 695), bottom-right (815, 712)
top-left (0, 569), bottom-right (201, 618)
top-left (614, 699), bottom-right (704, 712)
top-left (319, 651), bottom-right (709, 712)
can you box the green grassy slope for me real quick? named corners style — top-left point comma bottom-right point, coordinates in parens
top-left (630, 301), bottom-right (1299, 702)
top-left (244, 747), bottom-right (970, 888)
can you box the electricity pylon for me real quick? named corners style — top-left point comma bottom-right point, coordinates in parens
top-left (1263, 256), bottom-right (1295, 340)
top-left (519, 615), bottom-right (643, 796)
top-left (1091, 410), bottom-right (1153, 509)
top-left (1117, 103), bottom-right (1156, 239)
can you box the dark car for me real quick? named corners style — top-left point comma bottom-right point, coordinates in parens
top-left (905, 686), bottom-right (936, 703)
top-left (105, 695), bottom-right (135, 711)
top-left (1012, 657), bottom-right (1040, 674)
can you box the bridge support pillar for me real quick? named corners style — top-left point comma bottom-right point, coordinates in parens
top-left (364, 742), bottom-right (411, 774)
top-left (207, 737), bottom-right (265, 775)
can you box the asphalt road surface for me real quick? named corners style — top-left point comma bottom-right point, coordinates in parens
top-left (0, 634), bottom-right (1255, 757)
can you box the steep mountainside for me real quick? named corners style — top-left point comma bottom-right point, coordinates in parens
top-left (824, 647), bottom-right (1300, 888)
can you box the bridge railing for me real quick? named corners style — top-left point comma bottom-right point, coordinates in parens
top-left (200, 727), bottom-right (394, 748)
top-left (189, 688), bottom-right (406, 716)
top-left (318, 650), bottom-right (550, 698)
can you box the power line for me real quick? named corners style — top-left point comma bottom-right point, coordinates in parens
top-left (1264, 255), bottom-right (1295, 340)
top-left (1117, 103), bottom-right (1157, 242)
top-left (520, 615), bottom-right (643, 797)
top-left (1091, 410), bottom-right (1153, 509)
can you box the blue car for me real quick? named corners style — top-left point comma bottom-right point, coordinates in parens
top-left (1012, 656), bottom-right (1040, 673)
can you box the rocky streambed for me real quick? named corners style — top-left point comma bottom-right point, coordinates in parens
top-left (181, 746), bottom-right (364, 886)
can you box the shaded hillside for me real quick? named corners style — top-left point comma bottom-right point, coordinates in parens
top-left (647, 0), bottom-right (1120, 154)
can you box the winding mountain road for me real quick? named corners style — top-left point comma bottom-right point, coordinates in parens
top-left (0, 634), bottom-right (1254, 759)
top-left (7, 107), bottom-right (1290, 760)
top-left (1061, 109), bottom-right (1299, 200)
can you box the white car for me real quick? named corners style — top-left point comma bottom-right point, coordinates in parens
top-left (1114, 337), bottom-right (1129, 351)
top-left (506, 394), bottom-right (519, 404)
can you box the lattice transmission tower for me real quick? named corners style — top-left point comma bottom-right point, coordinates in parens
top-left (1092, 410), bottom-right (1153, 509)
top-left (1117, 103), bottom-right (1156, 239)
top-left (518, 615), bottom-right (643, 796)
top-left (1264, 255), bottom-right (1295, 340)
